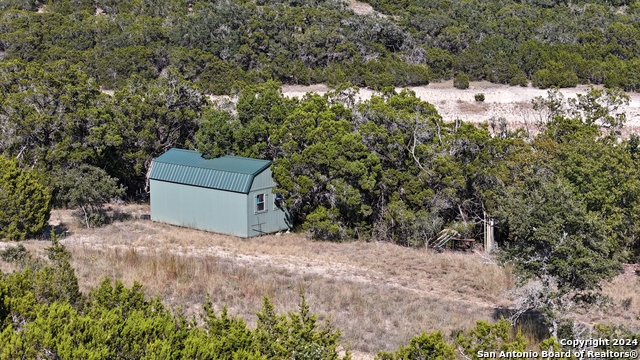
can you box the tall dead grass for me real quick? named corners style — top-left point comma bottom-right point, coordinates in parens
top-left (46, 209), bottom-right (512, 353)
top-left (66, 241), bottom-right (497, 353)
top-left (4, 207), bottom-right (640, 355)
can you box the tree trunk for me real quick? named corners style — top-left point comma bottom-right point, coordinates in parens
top-left (81, 205), bottom-right (90, 229)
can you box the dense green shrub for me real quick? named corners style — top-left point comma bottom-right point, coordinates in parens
top-left (376, 331), bottom-right (455, 360)
top-left (474, 93), bottom-right (485, 101)
top-left (52, 165), bottom-right (125, 228)
top-left (531, 69), bottom-right (579, 88)
top-left (456, 319), bottom-right (528, 358)
top-left (454, 73), bottom-right (470, 89)
top-left (0, 248), bottom-right (351, 359)
top-left (509, 73), bottom-right (529, 87)
top-left (0, 244), bottom-right (28, 262)
top-left (0, 157), bottom-right (51, 241)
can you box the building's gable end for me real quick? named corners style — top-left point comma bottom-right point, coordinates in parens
top-left (249, 167), bottom-right (277, 192)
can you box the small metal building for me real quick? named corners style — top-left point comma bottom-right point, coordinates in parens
top-left (149, 148), bottom-right (289, 237)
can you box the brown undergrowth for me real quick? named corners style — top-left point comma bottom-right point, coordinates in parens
top-left (2, 206), bottom-right (640, 356)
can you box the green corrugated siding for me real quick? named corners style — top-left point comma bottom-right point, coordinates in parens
top-left (150, 149), bottom-right (272, 194)
top-left (150, 180), bottom-right (248, 237)
top-left (150, 149), bottom-right (288, 238)
top-left (155, 149), bottom-right (271, 174)
top-left (247, 168), bottom-right (289, 236)
top-left (247, 188), bottom-right (289, 236)
top-left (249, 168), bottom-right (277, 191)
top-left (150, 162), bottom-right (254, 193)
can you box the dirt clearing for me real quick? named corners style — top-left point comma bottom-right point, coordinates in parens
top-left (280, 81), bottom-right (640, 135)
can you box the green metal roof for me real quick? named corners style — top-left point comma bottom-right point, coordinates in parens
top-left (149, 149), bottom-right (272, 193)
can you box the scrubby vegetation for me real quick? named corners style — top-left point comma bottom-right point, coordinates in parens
top-left (0, 72), bottom-right (636, 339)
top-left (0, 241), bottom-right (348, 359)
top-left (4, 0), bottom-right (640, 90)
top-left (359, 0), bottom-right (640, 90)
top-left (3, 0), bottom-right (640, 352)
top-left (0, 157), bottom-right (50, 241)
top-left (0, 241), bottom-right (637, 359)
top-left (0, 0), bottom-right (429, 92)
top-left (51, 165), bottom-right (125, 228)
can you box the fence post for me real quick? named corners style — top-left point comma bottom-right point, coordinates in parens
top-left (484, 211), bottom-right (494, 253)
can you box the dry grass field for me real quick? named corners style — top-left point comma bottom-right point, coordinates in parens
top-left (2, 204), bottom-right (640, 357)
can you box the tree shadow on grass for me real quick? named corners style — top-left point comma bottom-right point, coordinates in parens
top-left (493, 308), bottom-right (550, 343)
top-left (41, 223), bottom-right (71, 239)
top-left (70, 207), bottom-right (134, 228)
top-left (109, 208), bottom-right (133, 222)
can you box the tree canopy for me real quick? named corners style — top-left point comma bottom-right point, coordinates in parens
top-left (3, 0), bottom-right (640, 91)
top-left (0, 156), bottom-right (50, 240)
top-left (1, 0), bottom-right (639, 347)
top-left (51, 164), bottom-right (125, 228)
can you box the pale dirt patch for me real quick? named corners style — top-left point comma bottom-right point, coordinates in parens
top-left (100, 88), bottom-right (114, 96)
top-left (280, 81), bottom-right (640, 133)
top-left (345, 0), bottom-right (384, 17)
top-left (280, 83), bottom-right (331, 97)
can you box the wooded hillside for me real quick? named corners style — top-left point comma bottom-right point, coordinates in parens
top-left (3, 0), bottom-right (640, 91)
top-left (2, 0), bottom-right (640, 349)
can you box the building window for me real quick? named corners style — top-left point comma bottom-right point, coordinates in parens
top-left (256, 194), bottom-right (266, 212)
